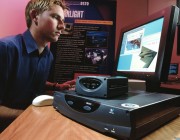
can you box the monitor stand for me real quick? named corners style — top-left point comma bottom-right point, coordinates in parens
top-left (128, 79), bottom-right (146, 91)
top-left (128, 77), bottom-right (161, 92)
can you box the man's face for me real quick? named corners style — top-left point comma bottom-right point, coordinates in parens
top-left (36, 5), bottom-right (65, 42)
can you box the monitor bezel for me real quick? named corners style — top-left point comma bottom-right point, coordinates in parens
top-left (114, 5), bottom-right (179, 82)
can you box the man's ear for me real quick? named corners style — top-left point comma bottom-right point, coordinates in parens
top-left (30, 9), bottom-right (39, 25)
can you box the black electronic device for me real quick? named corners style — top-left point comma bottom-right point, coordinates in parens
top-left (53, 90), bottom-right (180, 140)
top-left (114, 5), bottom-right (179, 83)
top-left (75, 76), bottom-right (128, 98)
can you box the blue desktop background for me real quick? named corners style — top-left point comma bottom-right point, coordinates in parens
top-left (117, 17), bottom-right (164, 71)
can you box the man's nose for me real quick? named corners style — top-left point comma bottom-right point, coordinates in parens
top-left (58, 24), bottom-right (65, 30)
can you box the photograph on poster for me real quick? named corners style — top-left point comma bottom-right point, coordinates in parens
top-left (62, 23), bottom-right (74, 35)
top-left (86, 31), bottom-right (108, 47)
top-left (85, 48), bottom-right (108, 65)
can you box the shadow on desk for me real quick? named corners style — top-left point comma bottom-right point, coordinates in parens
top-left (0, 106), bottom-right (24, 133)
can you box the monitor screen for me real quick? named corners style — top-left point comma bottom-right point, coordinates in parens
top-left (114, 5), bottom-right (179, 82)
top-left (117, 17), bottom-right (163, 73)
top-left (169, 63), bottom-right (179, 75)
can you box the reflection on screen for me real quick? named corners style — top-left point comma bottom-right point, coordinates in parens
top-left (117, 17), bottom-right (164, 72)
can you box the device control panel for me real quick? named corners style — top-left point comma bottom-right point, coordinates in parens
top-left (65, 94), bottom-right (100, 113)
top-left (79, 77), bottom-right (102, 90)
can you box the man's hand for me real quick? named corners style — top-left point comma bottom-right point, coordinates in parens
top-left (63, 79), bottom-right (76, 86)
top-left (54, 79), bottom-right (76, 91)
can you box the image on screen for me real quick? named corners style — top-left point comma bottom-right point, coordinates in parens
top-left (117, 17), bottom-right (164, 73)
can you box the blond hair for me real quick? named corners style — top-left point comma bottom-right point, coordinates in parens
top-left (25, 0), bottom-right (68, 28)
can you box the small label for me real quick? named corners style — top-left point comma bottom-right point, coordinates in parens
top-left (109, 108), bottom-right (115, 114)
top-left (121, 103), bottom-right (140, 109)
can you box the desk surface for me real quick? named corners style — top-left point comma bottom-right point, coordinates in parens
top-left (161, 83), bottom-right (180, 90)
top-left (0, 105), bottom-right (180, 140)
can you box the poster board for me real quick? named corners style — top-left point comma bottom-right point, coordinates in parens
top-left (50, 0), bottom-right (116, 83)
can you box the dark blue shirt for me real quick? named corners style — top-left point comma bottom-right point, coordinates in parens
top-left (0, 30), bottom-right (53, 108)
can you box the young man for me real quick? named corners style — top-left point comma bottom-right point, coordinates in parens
top-left (0, 0), bottom-right (75, 131)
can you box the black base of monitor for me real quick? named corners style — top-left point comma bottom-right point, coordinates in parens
top-left (145, 76), bottom-right (161, 92)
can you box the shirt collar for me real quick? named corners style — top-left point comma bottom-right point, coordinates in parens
top-left (22, 30), bottom-right (50, 55)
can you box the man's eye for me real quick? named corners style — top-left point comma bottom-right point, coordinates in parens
top-left (52, 15), bottom-right (59, 19)
top-left (52, 15), bottom-right (64, 23)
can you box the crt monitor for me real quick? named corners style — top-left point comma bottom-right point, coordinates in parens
top-left (114, 5), bottom-right (179, 82)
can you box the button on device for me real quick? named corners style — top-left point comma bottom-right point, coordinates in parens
top-left (67, 100), bottom-right (74, 105)
top-left (83, 105), bottom-right (91, 111)
top-left (65, 94), bottom-right (100, 113)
